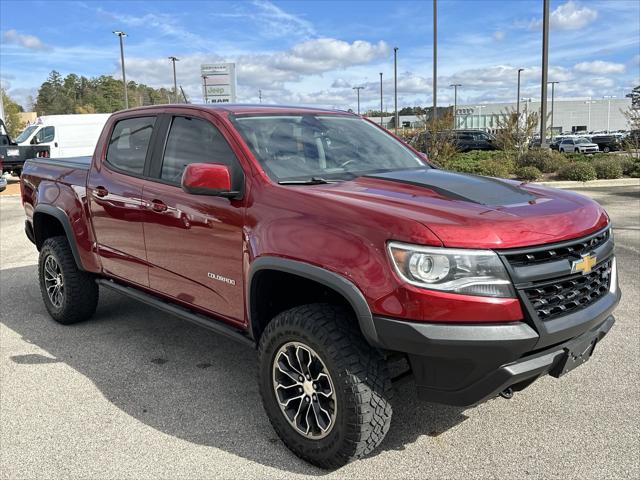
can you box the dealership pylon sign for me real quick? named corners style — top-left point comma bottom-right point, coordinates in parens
top-left (201, 63), bottom-right (237, 103)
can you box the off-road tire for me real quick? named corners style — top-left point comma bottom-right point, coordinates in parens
top-left (258, 303), bottom-right (392, 469)
top-left (38, 236), bottom-right (98, 324)
top-left (602, 146), bottom-right (610, 153)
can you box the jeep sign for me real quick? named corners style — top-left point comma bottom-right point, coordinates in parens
top-left (201, 63), bottom-right (236, 103)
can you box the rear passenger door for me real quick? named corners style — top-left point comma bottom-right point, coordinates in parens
top-left (87, 115), bottom-right (157, 287)
top-left (141, 113), bottom-right (246, 325)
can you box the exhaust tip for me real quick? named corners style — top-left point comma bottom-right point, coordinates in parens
top-left (500, 387), bottom-right (514, 399)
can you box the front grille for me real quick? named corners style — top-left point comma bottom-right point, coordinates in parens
top-left (504, 229), bottom-right (609, 266)
top-left (523, 259), bottom-right (612, 321)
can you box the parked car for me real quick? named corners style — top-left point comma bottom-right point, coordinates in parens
top-left (549, 136), bottom-right (570, 150)
top-left (0, 156), bottom-right (6, 192)
top-left (20, 105), bottom-right (620, 469)
top-left (421, 129), bottom-right (497, 152)
top-left (590, 135), bottom-right (624, 153)
top-left (558, 137), bottom-right (599, 154)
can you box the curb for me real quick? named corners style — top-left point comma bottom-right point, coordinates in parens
top-left (535, 178), bottom-right (640, 189)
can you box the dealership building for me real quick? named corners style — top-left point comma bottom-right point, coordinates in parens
top-left (376, 97), bottom-right (632, 133)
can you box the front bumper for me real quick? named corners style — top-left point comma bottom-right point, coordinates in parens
top-left (374, 288), bottom-right (620, 406)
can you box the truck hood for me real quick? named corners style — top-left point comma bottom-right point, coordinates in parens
top-left (304, 168), bottom-right (609, 249)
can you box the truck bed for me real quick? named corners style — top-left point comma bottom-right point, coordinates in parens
top-left (25, 156), bottom-right (92, 170)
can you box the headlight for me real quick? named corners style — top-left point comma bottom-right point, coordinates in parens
top-left (388, 242), bottom-right (515, 298)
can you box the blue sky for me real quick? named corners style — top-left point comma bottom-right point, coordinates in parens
top-left (1, 0), bottom-right (638, 110)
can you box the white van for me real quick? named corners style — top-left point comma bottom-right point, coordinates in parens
top-left (15, 114), bottom-right (111, 158)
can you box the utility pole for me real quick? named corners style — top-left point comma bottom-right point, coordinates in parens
top-left (603, 95), bottom-right (616, 132)
top-left (516, 68), bottom-right (524, 120)
top-left (259, 89), bottom-right (262, 104)
top-left (353, 86), bottom-right (364, 115)
top-left (113, 31), bottom-right (128, 109)
top-left (548, 81), bottom-right (559, 137)
top-left (379, 72), bottom-right (383, 126)
top-left (450, 83), bottom-right (461, 129)
top-left (432, 0), bottom-right (437, 127)
top-left (539, 0), bottom-right (550, 148)
top-left (169, 56), bottom-right (179, 103)
top-left (394, 47), bottom-right (398, 134)
top-left (585, 98), bottom-right (596, 131)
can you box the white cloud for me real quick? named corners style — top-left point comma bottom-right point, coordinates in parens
top-left (574, 60), bottom-right (626, 74)
top-left (331, 78), bottom-right (351, 88)
top-left (251, 0), bottom-right (315, 38)
top-left (528, 1), bottom-right (598, 31)
top-left (2, 29), bottom-right (50, 51)
top-left (492, 31), bottom-right (506, 42)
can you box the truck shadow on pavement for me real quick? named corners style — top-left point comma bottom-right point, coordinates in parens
top-left (2, 265), bottom-right (468, 475)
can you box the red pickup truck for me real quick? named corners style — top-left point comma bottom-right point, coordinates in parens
top-left (20, 105), bottom-right (620, 468)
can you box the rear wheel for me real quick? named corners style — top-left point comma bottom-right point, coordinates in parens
top-left (258, 304), bottom-right (392, 469)
top-left (603, 146), bottom-right (610, 153)
top-left (38, 236), bottom-right (98, 324)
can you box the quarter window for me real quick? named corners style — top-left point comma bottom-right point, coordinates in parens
top-left (106, 117), bottom-right (156, 175)
top-left (160, 116), bottom-right (240, 185)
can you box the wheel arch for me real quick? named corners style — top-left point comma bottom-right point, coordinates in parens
top-left (247, 256), bottom-right (381, 347)
top-left (33, 205), bottom-right (83, 270)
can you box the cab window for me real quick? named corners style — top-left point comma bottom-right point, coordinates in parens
top-left (35, 126), bottom-right (55, 144)
top-left (160, 116), bottom-right (240, 185)
top-left (106, 117), bottom-right (156, 175)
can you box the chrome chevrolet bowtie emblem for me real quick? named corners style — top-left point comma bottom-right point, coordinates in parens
top-left (571, 253), bottom-right (597, 275)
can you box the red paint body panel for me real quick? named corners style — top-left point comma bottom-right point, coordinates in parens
top-left (182, 163), bottom-right (232, 191)
top-left (20, 104), bottom-right (611, 327)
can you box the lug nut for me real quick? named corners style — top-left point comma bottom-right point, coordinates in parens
top-left (305, 396), bottom-right (310, 402)
top-left (313, 383), bottom-right (317, 390)
top-left (298, 376), bottom-right (304, 382)
top-left (298, 387), bottom-right (303, 393)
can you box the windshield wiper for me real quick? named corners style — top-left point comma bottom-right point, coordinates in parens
top-left (278, 177), bottom-right (340, 185)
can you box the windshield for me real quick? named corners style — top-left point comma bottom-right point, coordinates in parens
top-left (15, 125), bottom-right (38, 143)
top-left (231, 114), bottom-right (426, 182)
top-left (575, 137), bottom-right (591, 144)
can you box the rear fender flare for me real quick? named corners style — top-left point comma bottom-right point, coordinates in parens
top-left (33, 204), bottom-right (83, 270)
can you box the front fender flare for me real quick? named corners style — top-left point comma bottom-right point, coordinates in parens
top-left (247, 256), bottom-right (382, 347)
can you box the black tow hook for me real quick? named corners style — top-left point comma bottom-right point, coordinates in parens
top-left (500, 387), bottom-right (514, 399)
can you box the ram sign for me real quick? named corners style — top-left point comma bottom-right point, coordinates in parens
top-left (201, 63), bottom-right (237, 103)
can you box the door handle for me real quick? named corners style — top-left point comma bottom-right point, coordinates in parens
top-left (94, 186), bottom-right (108, 198)
top-left (150, 199), bottom-right (168, 212)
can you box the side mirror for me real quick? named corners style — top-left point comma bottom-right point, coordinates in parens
top-left (181, 163), bottom-right (238, 198)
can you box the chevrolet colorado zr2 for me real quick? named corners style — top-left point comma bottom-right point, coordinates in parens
top-left (20, 105), bottom-right (620, 469)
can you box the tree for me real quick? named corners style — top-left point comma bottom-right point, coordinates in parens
top-left (1, 89), bottom-right (26, 137)
top-left (625, 85), bottom-right (640, 109)
top-left (494, 107), bottom-right (539, 161)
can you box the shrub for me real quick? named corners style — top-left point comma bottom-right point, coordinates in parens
top-left (557, 162), bottom-right (597, 182)
top-left (592, 159), bottom-right (623, 179)
top-left (518, 150), bottom-right (568, 173)
top-left (516, 166), bottom-right (542, 182)
top-left (615, 156), bottom-right (637, 176)
top-left (475, 158), bottom-right (514, 178)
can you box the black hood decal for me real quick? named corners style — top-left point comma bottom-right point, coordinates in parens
top-left (365, 168), bottom-right (537, 206)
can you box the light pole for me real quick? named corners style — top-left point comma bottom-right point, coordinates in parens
top-left (450, 83), bottom-right (461, 129)
top-left (379, 72), bottom-right (383, 126)
top-left (548, 81), bottom-right (559, 137)
top-left (259, 89), bottom-right (262, 104)
top-left (584, 98), bottom-right (596, 131)
top-left (539, 0), bottom-right (550, 148)
top-left (603, 95), bottom-right (616, 132)
top-left (113, 31), bottom-right (128, 109)
top-left (353, 86), bottom-right (364, 115)
top-left (432, 0), bottom-right (438, 127)
top-left (516, 68), bottom-right (524, 120)
top-left (168, 56), bottom-right (179, 103)
top-left (394, 47), bottom-right (398, 134)
top-left (475, 105), bottom-right (486, 129)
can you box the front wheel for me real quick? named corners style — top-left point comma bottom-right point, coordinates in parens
top-left (258, 304), bottom-right (392, 469)
top-left (603, 146), bottom-right (610, 153)
top-left (575, 148), bottom-right (580, 153)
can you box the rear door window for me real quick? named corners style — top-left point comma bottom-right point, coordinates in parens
top-left (159, 116), bottom-right (240, 185)
top-left (106, 117), bottom-right (156, 175)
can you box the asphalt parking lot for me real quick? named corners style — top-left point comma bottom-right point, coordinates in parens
top-left (1, 185), bottom-right (639, 479)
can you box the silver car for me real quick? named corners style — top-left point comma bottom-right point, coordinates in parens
top-left (558, 137), bottom-right (599, 154)
top-left (0, 175), bottom-right (7, 193)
